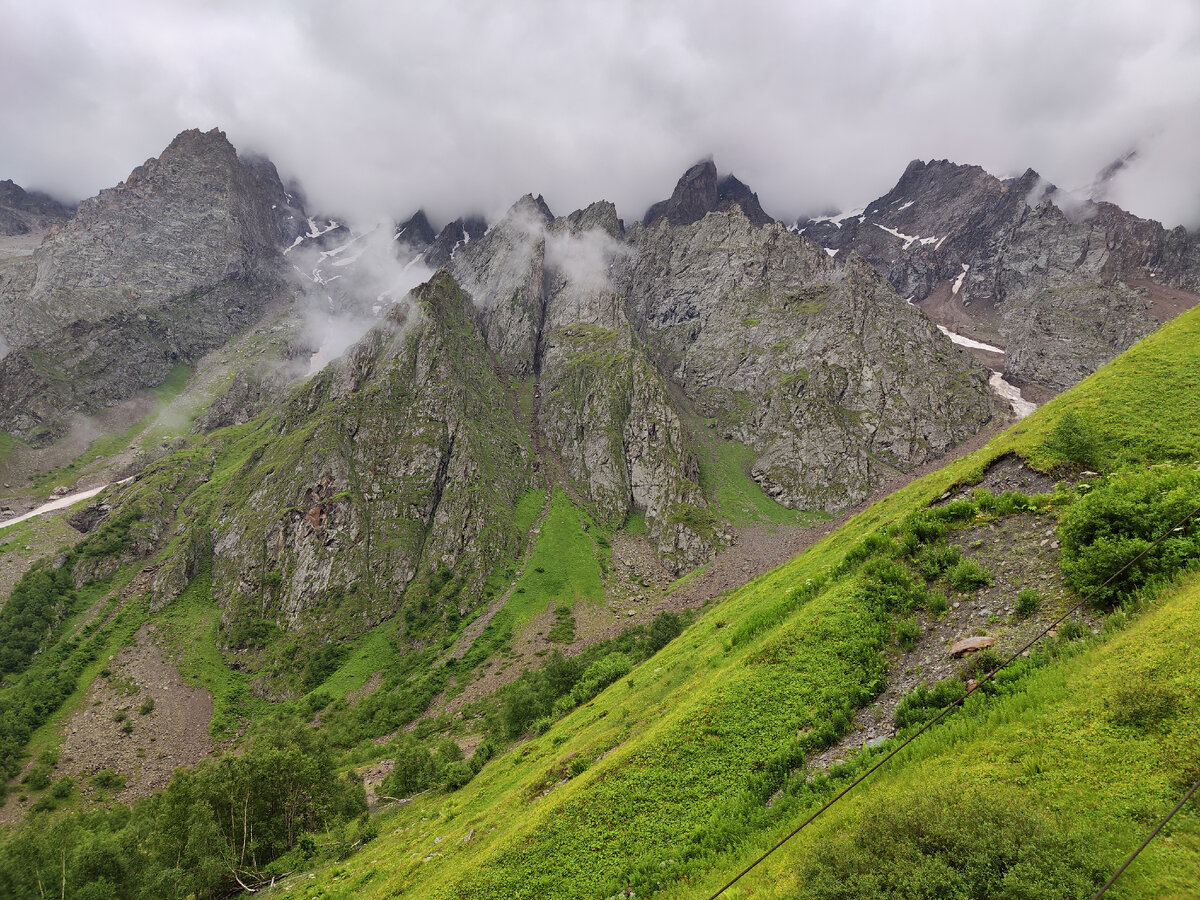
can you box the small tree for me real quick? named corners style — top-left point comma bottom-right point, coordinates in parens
top-left (1043, 410), bottom-right (1099, 471)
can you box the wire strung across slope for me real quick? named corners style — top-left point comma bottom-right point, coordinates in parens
top-left (706, 499), bottom-right (1200, 899)
top-left (1089, 775), bottom-right (1200, 899)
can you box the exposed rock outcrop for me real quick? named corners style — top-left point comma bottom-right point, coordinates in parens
top-left (801, 158), bottom-right (1200, 393)
top-left (623, 204), bottom-right (997, 509)
top-left (0, 128), bottom-right (305, 443)
top-left (0, 179), bottom-right (74, 236)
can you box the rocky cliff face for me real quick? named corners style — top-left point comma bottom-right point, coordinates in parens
top-left (445, 196), bottom-right (716, 572)
top-left (141, 273), bottom-right (534, 647)
top-left (0, 128), bottom-right (304, 443)
top-left (801, 159), bottom-right (1200, 393)
top-left (622, 200), bottom-right (996, 509)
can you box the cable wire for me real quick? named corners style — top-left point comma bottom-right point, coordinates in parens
top-left (1089, 774), bottom-right (1200, 899)
top-left (705, 499), bottom-right (1200, 899)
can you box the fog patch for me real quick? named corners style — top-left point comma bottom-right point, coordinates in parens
top-left (288, 218), bottom-right (435, 373)
top-left (545, 227), bottom-right (630, 295)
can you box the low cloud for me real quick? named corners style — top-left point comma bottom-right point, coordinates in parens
top-left (2, 1), bottom-right (1199, 228)
top-left (289, 221), bottom-right (435, 371)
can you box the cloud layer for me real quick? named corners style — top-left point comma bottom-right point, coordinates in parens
top-left (2, 0), bottom-right (1199, 228)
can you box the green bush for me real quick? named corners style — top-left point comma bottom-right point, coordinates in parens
top-left (895, 617), bottom-right (920, 651)
top-left (947, 558), bottom-right (993, 592)
top-left (962, 647), bottom-right (1002, 681)
top-left (894, 679), bottom-right (966, 730)
top-left (792, 785), bottom-right (1106, 899)
top-left (916, 542), bottom-right (962, 580)
top-left (138, 695), bottom-right (155, 716)
top-left (860, 558), bottom-right (925, 612)
top-left (570, 652), bottom-right (632, 705)
top-left (92, 770), bottom-right (126, 791)
top-left (1108, 678), bottom-right (1178, 730)
top-left (1058, 465), bottom-right (1200, 609)
top-left (1042, 410), bottom-right (1100, 470)
top-left (927, 590), bottom-right (949, 617)
top-left (1015, 588), bottom-right (1040, 617)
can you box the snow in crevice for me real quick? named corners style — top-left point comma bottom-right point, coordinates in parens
top-left (952, 263), bottom-right (969, 295)
top-left (896, 200), bottom-right (915, 211)
top-left (874, 223), bottom-right (939, 251)
top-left (282, 234), bottom-right (305, 255)
top-left (824, 247), bottom-right (838, 257)
top-left (933, 324), bottom-right (1035, 419)
top-left (936, 324), bottom-right (1003, 355)
top-left (989, 372), bottom-right (1037, 419)
top-left (305, 217), bottom-right (341, 239)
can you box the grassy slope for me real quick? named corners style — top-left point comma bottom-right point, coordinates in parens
top-left (271, 303), bottom-right (1200, 899)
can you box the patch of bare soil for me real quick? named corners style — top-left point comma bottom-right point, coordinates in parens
top-left (59, 624), bottom-right (213, 803)
top-left (809, 511), bottom-right (1098, 769)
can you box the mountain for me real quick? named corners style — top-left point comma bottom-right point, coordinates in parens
top-left (0, 180), bottom-right (74, 236)
top-left (799, 159), bottom-right (1200, 396)
top-left (0, 128), bottom-right (306, 444)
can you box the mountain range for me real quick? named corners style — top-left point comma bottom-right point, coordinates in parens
top-left (0, 127), bottom-right (1198, 899)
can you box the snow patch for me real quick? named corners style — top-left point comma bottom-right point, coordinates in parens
top-left (809, 207), bottom-right (865, 228)
top-left (874, 223), bottom-right (940, 251)
top-left (824, 247), bottom-right (838, 257)
top-left (952, 263), bottom-right (969, 296)
top-left (937, 324), bottom-right (1003, 355)
top-left (896, 200), bottom-right (915, 211)
top-left (282, 234), bottom-right (305, 255)
top-left (989, 372), bottom-right (1037, 419)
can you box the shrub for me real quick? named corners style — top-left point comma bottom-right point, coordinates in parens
top-left (927, 590), bottom-right (949, 617)
top-left (1015, 588), bottom-right (1040, 617)
top-left (91, 770), bottom-right (126, 791)
top-left (49, 777), bottom-right (74, 800)
top-left (1058, 465), bottom-right (1200, 609)
top-left (947, 558), bottom-right (993, 592)
top-left (916, 542), bottom-right (962, 580)
top-left (792, 785), bottom-right (1106, 899)
top-left (860, 558), bottom-right (925, 612)
top-left (894, 679), bottom-right (966, 730)
top-left (570, 652), bottom-right (632, 705)
top-left (138, 695), bottom-right (155, 716)
top-left (1056, 620), bottom-right (1085, 642)
top-left (1108, 679), bottom-right (1178, 730)
top-left (961, 647), bottom-right (1002, 681)
top-left (1042, 410), bottom-right (1100, 470)
top-left (895, 617), bottom-right (920, 650)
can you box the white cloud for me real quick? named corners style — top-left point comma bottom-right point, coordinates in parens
top-left (1, 0), bottom-right (1198, 228)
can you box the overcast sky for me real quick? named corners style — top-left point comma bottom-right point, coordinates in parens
top-left (2, 0), bottom-right (1199, 229)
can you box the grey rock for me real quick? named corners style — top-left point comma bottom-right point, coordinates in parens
top-left (0, 128), bottom-right (305, 443)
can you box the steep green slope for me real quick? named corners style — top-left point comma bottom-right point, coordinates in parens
top-left (264, 303), bottom-right (1200, 898)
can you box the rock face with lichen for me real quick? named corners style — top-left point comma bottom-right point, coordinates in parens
top-left (801, 159), bottom-right (1200, 393)
top-left (135, 273), bottom-right (534, 643)
top-left (0, 128), bottom-right (304, 443)
top-left (621, 195), bottom-right (996, 510)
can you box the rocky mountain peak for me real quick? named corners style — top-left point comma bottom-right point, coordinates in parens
top-left (0, 127), bottom-right (304, 443)
top-left (642, 158), bottom-right (717, 226)
top-left (395, 209), bottom-right (437, 248)
top-left (642, 159), bottom-right (772, 228)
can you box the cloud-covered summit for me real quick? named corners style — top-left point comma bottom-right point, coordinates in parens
top-left (2, 0), bottom-right (1198, 229)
